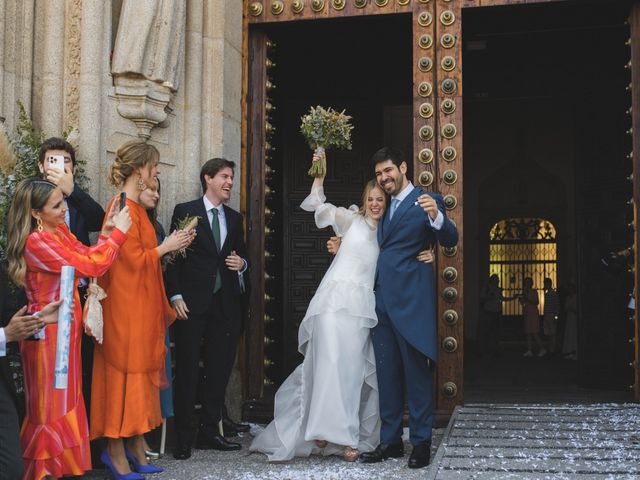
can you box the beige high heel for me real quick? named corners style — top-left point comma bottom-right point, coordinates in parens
top-left (343, 446), bottom-right (359, 462)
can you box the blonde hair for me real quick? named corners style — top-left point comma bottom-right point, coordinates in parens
top-left (7, 178), bottom-right (57, 286)
top-left (108, 139), bottom-right (160, 187)
top-left (359, 179), bottom-right (387, 216)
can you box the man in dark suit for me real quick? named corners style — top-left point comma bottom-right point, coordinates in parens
top-left (359, 147), bottom-right (458, 469)
top-left (166, 158), bottom-right (249, 460)
top-left (38, 137), bottom-right (105, 247)
top-left (0, 269), bottom-right (61, 480)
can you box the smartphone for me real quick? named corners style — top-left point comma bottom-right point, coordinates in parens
top-left (47, 154), bottom-right (66, 172)
top-left (119, 191), bottom-right (127, 210)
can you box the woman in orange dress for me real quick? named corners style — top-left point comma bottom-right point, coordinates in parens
top-left (6, 178), bottom-right (131, 480)
top-left (90, 140), bottom-right (193, 479)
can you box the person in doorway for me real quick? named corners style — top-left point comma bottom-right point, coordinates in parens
top-left (542, 278), bottom-right (561, 354)
top-left (521, 277), bottom-right (545, 357)
top-left (166, 158), bottom-right (249, 460)
top-left (562, 282), bottom-right (578, 360)
top-left (359, 147), bottom-right (458, 469)
top-left (478, 274), bottom-right (517, 357)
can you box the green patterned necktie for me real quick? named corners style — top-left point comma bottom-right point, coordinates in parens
top-left (211, 208), bottom-right (222, 293)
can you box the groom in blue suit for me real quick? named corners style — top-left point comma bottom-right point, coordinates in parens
top-left (360, 147), bottom-right (458, 468)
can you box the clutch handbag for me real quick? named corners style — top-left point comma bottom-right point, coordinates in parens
top-left (82, 278), bottom-right (107, 344)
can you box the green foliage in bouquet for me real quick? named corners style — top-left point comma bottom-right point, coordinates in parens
top-left (0, 101), bottom-right (89, 265)
top-left (300, 106), bottom-right (353, 177)
top-left (163, 214), bottom-right (201, 267)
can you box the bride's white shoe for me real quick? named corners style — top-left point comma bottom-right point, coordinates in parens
top-left (343, 446), bottom-right (359, 462)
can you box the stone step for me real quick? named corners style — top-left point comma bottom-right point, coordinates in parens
top-left (428, 404), bottom-right (640, 480)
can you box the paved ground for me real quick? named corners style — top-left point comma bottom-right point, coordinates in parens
top-left (427, 404), bottom-right (640, 480)
top-left (85, 427), bottom-right (443, 480)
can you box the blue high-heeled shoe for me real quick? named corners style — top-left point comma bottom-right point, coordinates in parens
top-left (124, 446), bottom-right (164, 474)
top-left (100, 450), bottom-right (145, 480)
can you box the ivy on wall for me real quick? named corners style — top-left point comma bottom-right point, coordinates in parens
top-left (0, 101), bottom-right (88, 264)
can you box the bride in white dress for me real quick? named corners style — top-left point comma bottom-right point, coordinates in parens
top-left (251, 159), bottom-right (433, 462)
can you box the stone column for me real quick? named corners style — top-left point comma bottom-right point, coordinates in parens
top-left (0, 0), bottom-right (5, 119)
top-left (77, 0), bottom-right (107, 190)
top-left (202, 0), bottom-right (242, 206)
top-left (40, 0), bottom-right (65, 136)
top-left (182, 0), bottom-right (204, 193)
top-left (0, 0), bottom-right (35, 129)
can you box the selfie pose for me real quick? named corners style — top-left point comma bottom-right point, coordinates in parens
top-left (5, 178), bottom-right (130, 480)
top-left (90, 140), bottom-right (193, 479)
top-left (251, 153), bottom-right (435, 462)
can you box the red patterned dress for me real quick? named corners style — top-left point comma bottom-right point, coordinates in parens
top-left (19, 225), bottom-right (126, 480)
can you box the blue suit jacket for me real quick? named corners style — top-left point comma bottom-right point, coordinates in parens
top-left (375, 186), bottom-right (458, 362)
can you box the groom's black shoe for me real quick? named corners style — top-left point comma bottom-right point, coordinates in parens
top-left (222, 415), bottom-right (251, 436)
top-left (408, 441), bottom-right (431, 469)
top-left (173, 444), bottom-right (192, 460)
top-left (359, 442), bottom-right (404, 463)
top-left (196, 429), bottom-right (242, 451)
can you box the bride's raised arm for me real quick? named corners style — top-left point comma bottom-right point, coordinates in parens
top-left (300, 155), bottom-right (358, 237)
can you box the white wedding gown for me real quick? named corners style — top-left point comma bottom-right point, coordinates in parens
top-left (250, 186), bottom-right (380, 461)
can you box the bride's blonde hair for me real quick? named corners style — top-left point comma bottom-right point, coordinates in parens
top-left (359, 179), bottom-right (387, 216)
top-left (7, 178), bottom-right (57, 286)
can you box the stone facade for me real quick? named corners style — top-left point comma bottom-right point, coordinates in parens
top-left (0, 0), bottom-right (244, 417)
top-left (0, 0), bottom-right (243, 228)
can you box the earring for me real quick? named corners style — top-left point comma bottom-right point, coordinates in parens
top-left (36, 217), bottom-right (43, 233)
top-left (137, 175), bottom-right (146, 191)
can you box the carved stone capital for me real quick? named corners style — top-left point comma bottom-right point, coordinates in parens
top-left (113, 76), bottom-right (172, 139)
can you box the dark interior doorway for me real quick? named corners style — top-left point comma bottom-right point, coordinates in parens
top-left (462, 0), bottom-right (635, 403)
top-left (258, 14), bottom-right (413, 390)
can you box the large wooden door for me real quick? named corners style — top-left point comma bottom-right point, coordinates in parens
top-left (243, 0), bottom-right (465, 422)
top-left (242, 0), bottom-right (640, 422)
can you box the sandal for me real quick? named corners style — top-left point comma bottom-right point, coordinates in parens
top-left (343, 446), bottom-right (359, 462)
top-left (315, 440), bottom-right (328, 448)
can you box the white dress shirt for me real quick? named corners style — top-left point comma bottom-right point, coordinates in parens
top-left (0, 327), bottom-right (6, 357)
top-left (392, 182), bottom-right (443, 230)
top-left (170, 197), bottom-right (247, 303)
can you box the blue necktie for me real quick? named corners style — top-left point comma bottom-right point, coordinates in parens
top-left (389, 198), bottom-right (400, 220)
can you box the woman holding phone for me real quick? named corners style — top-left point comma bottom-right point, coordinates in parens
top-left (90, 140), bottom-right (193, 479)
top-left (6, 178), bottom-right (131, 480)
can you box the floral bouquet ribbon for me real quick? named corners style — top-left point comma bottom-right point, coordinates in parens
top-left (300, 106), bottom-right (353, 178)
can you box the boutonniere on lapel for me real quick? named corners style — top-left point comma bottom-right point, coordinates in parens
top-left (164, 215), bottom-right (200, 265)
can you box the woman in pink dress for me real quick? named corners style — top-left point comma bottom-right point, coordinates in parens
top-left (6, 178), bottom-right (131, 479)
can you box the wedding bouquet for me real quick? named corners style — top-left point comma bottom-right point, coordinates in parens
top-left (164, 215), bottom-right (200, 265)
top-left (300, 106), bottom-right (353, 177)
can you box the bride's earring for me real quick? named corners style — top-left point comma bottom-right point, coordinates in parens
top-left (36, 217), bottom-right (43, 232)
top-left (137, 174), bottom-right (146, 191)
